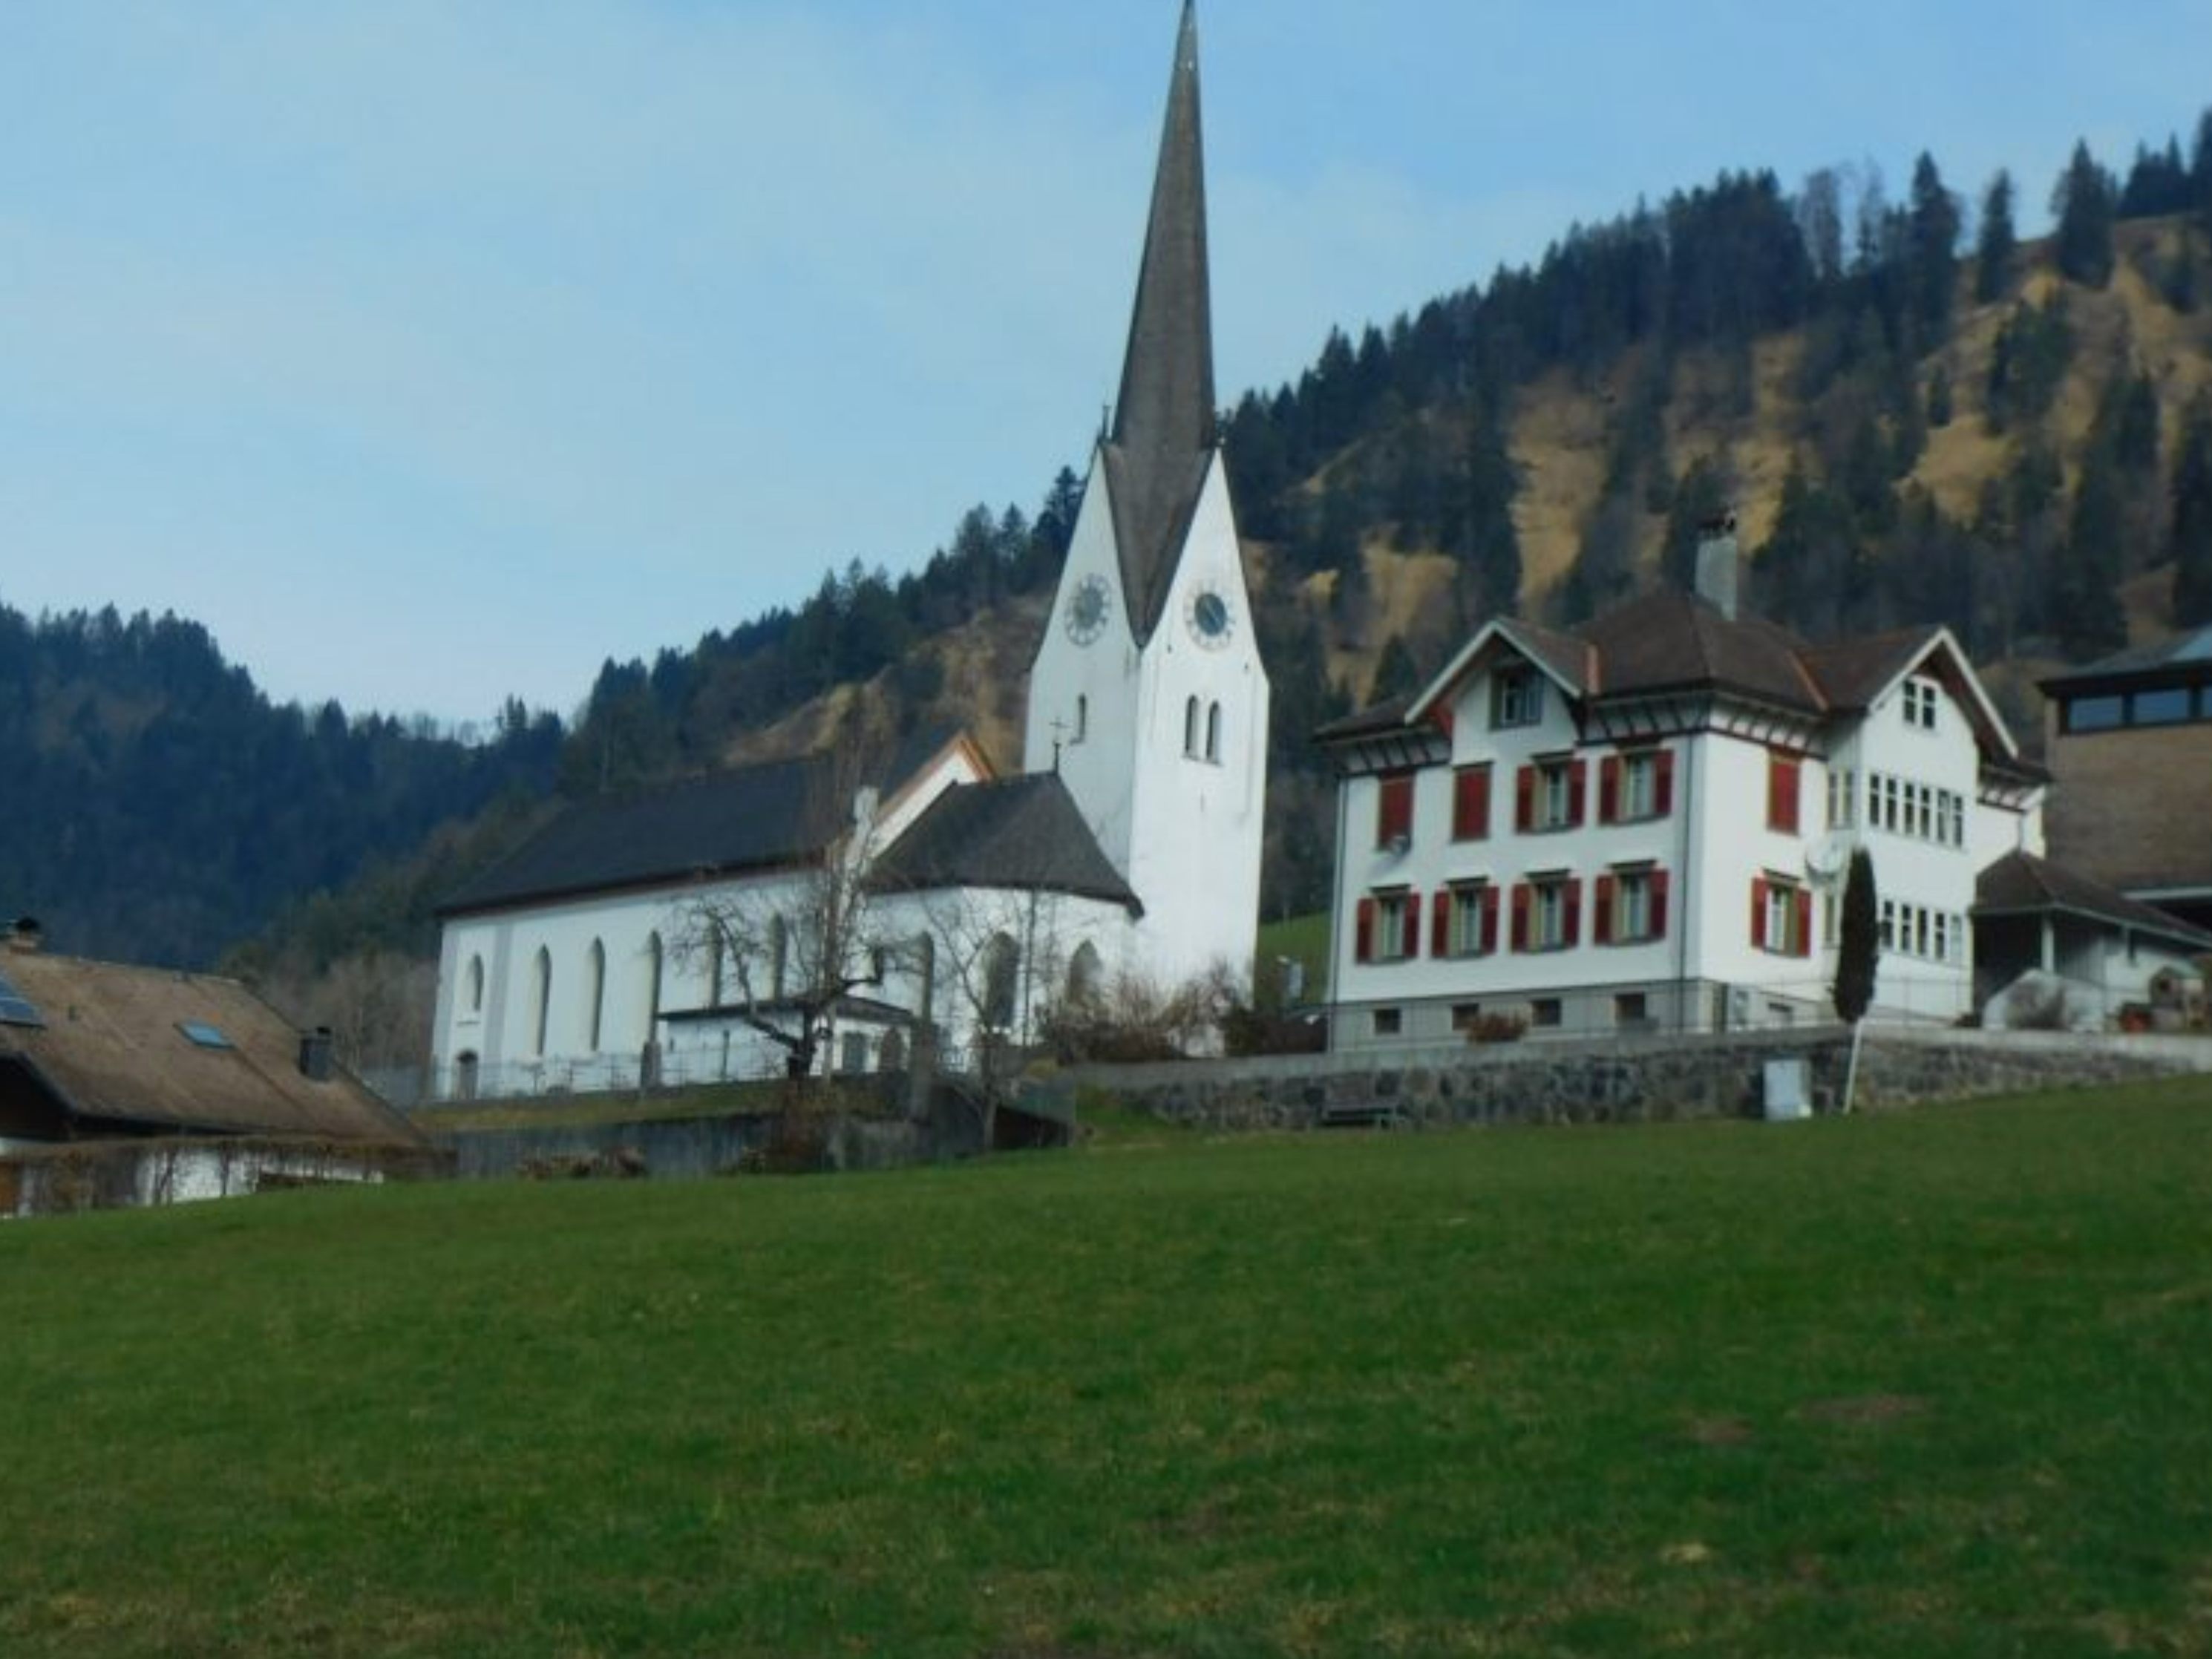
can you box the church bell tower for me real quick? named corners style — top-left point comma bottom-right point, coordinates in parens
top-left (1024, 1), bottom-right (1270, 992)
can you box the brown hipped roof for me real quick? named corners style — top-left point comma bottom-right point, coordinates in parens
top-left (1347, 587), bottom-right (2021, 764)
top-left (0, 951), bottom-right (420, 1143)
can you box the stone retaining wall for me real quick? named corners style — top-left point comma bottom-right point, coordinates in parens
top-left (1056, 1026), bottom-right (2212, 1133)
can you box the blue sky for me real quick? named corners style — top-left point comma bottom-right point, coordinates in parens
top-left (4, 1), bottom-right (2208, 726)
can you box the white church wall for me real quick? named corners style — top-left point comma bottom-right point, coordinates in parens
top-left (1026, 458), bottom-right (1143, 874)
top-left (1120, 458), bottom-right (1269, 992)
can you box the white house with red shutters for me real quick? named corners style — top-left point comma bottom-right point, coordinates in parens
top-left (1315, 531), bottom-right (2049, 1049)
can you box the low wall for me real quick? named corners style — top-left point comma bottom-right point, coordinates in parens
top-left (4, 1137), bottom-right (449, 1218)
top-left (432, 1110), bottom-right (944, 1182)
top-left (1056, 1025), bottom-right (2212, 1132)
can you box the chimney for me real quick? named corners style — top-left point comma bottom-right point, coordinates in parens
top-left (1694, 512), bottom-right (1740, 621)
top-left (298, 1025), bottom-right (334, 1082)
top-left (6, 917), bottom-right (43, 954)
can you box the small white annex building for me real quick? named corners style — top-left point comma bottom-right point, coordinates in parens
top-left (1317, 529), bottom-right (2059, 1047)
top-left (428, 3), bottom-right (1267, 1101)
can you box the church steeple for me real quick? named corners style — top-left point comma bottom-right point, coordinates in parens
top-left (1102, 0), bottom-right (1218, 646)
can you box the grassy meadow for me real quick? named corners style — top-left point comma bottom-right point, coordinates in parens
top-left (4, 1081), bottom-right (2212, 1657)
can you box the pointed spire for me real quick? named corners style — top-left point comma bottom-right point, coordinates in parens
top-left (1102, 0), bottom-right (1219, 644)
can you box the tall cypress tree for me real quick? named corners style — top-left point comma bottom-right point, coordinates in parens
top-left (2172, 391), bottom-right (2212, 626)
top-left (1833, 848), bottom-right (1879, 1026)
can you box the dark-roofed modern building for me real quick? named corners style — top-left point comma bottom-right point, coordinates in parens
top-left (2039, 624), bottom-right (2212, 935)
top-left (1317, 526), bottom-right (2059, 1047)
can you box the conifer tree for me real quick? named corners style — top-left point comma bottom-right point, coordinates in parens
top-left (2051, 141), bottom-right (2118, 289)
top-left (1906, 152), bottom-right (1962, 336)
top-left (2051, 444), bottom-right (2129, 658)
top-left (1833, 848), bottom-right (1879, 1026)
top-left (1974, 171), bottom-right (2018, 303)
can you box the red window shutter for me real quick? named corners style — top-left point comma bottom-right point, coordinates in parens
top-left (1650, 868), bottom-right (1670, 940)
top-left (1594, 874), bottom-right (1616, 944)
top-left (1567, 759), bottom-right (1588, 828)
top-left (1751, 876), bottom-right (1770, 950)
top-left (1514, 765), bottom-right (1534, 832)
top-left (1511, 883), bottom-right (1531, 952)
top-left (1655, 750), bottom-right (1675, 817)
top-left (1377, 774), bottom-right (1413, 847)
top-left (1481, 886), bottom-right (1500, 955)
top-left (1431, 889), bottom-right (1451, 958)
top-left (1599, 756), bottom-right (1620, 824)
top-left (1453, 765), bottom-right (1491, 840)
top-left (1768, 753), bottom-right (1801, 834)
top-left (1355, 897), bottom-right (1375, 963)
top-left (1563, 879), bottom-right (1583, 947)
top-left (1401, 891), bottom-right (1421, 959)
top-left (1794, 888), bottom-right (1813, 958)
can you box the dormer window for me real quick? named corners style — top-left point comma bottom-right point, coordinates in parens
top-left (1492, 667), bottom-right (1543, 728)
top-left (1902, 678), bottom-right (1939, 730)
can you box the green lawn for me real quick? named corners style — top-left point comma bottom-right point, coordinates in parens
top-left (1257, 910), bottom-right (1331, 1003)
top-left (5, 1081), bottom-right (2212, 1657)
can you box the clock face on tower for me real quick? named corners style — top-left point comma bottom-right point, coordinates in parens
top-left (1065, 574), bottom-right (1113, 646)
top-left (1185, 584), bottom-right (1234, 650)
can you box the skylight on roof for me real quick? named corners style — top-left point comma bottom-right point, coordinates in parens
top-left (0, 966), bottom-right (44, 1030)
top-left (178, 1020), bottom-right (234, 1050)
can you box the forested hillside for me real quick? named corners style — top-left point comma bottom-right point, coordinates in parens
top-left (533, 117), bottom-right (2212, 926)
top-left (17, 110), bottom-right (2212, 1063)
top-left (0, 603), bottom-right (563, 966)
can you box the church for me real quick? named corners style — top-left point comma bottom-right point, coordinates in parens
top-left (428, 4), bottom-right (1268, 1101)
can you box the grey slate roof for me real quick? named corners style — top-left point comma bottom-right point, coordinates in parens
top-left (2039, 624), bottom-right (2212, 690)
top-left (868, 775), bottom-right (1141, 913)
top-left (439, 753), bottom-right (846, 916)
top-left (1975, 851), bottom-right (2212, 950)
top-left (1104, 0), bottom-right (1217, 647)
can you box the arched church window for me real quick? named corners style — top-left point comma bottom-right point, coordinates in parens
top-left (586, 939), bottom-right (606, 1052)
top-left (642, 932), bottom-right (664, 1030)
top-left (769, 915), bottom-right (789, 1000)
top-left (1074, 695), bottom-right (1088, 742)
top-left (1184, 696), bottom-right (1200, 757)
top-left (1205, 701), bottom-right (1222, 762)
top-left (1065, 941), bottom-right (1102, 1008)
top-left (465, 955), bottom-right (485, 1015)
top-left (707, 931), bottom-right (724, 1008)
top-left (983, 932), bottom-right (1020, 1030)
top-left (878, 1028), bottom-right (907, 1073)
top-left (529, 947), bottom-right (552, 1058)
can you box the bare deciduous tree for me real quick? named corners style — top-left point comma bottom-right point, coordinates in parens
top-left (916, 884), bottom-right (1078, 1144)
top-left (666, 750), bottom-right (895, 1091)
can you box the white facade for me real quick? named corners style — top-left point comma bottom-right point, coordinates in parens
top-left (1324, 612), bottom-right (2045, 1049)
top-left (1024, 450), bottom-right (1269, 993)
top-left (433, 871), bottom-right (1136, 1101)
top-left (429, 744), bottom-right (1145, 1099)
